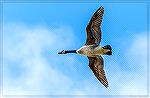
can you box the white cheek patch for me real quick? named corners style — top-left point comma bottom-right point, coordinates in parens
top-left (62, 50), bottom-right (66, 54)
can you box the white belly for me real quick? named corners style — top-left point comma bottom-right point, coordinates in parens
top-left (76, 45), bottom-right (104, 57)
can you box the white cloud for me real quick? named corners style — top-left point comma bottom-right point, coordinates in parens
top-left (122, 33), bottom-right (148, 95)
top-left (3, 23), bottom-right (83, 95)
top-left (94, 33), bottom-right (148, 96)
top-left (126, 34), bottom-right (147, 72)
top-left (2, 23), bottom-right (149, 97)
top-left (107, 33), bottom-right (148, 95)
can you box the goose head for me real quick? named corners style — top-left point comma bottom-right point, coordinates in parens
top-left (58, 50), bottom-right (66, 54)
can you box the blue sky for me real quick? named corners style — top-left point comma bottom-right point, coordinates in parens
top-left (2, 1), bottom-right (149, 97)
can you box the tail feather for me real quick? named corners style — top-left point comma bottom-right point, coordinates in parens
top-left (102, 45), bottom-right (112, 55)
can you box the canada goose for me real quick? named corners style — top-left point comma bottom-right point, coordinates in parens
top-left (58, 6), bottom-right (112, 88)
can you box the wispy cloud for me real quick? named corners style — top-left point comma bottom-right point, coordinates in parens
top-left (3, 23), bottom-right (84, 95)
top-left (107, 32), bottom-right (148, 95)
top-left (3, 23), bottom-right (148, 96)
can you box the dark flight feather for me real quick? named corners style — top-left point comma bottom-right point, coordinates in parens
top-left (88, 56), bottom-right (109, 88)
top-left (85, 6), bottom-right (104, 45)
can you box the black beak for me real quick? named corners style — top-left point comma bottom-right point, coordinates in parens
top-left (58, 51), bottom-right (62, 54)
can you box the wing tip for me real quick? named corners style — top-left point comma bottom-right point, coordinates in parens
top-left (99, 6), bottom-right (104, 11)
top-left (107, 86), bottom-right (111, 90)
top-left (100, 6), bottom-right (104, 9)
top-left (105, 85), bottom-right (109, 88)
top-left (95, 6), bottom-right (104, 15)
top-left (103, 82), bottom-right (109, 88)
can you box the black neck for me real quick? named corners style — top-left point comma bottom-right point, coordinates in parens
top-left (66, 50), bottom-right (76, 53)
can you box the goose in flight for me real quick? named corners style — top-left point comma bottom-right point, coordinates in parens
top-left (58, 6), bottom-right (112, 88)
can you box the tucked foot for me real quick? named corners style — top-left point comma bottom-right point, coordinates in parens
top-left (106, 50), bottom-right (112, 55)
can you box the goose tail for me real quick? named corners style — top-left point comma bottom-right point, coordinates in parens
top-left (102, 45), bottom-right (112, 55)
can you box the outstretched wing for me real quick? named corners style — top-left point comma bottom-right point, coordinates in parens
top-left (88, 56), bottom-right (109, 88)
top-left (85, 6), bottom-right (104, 45)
